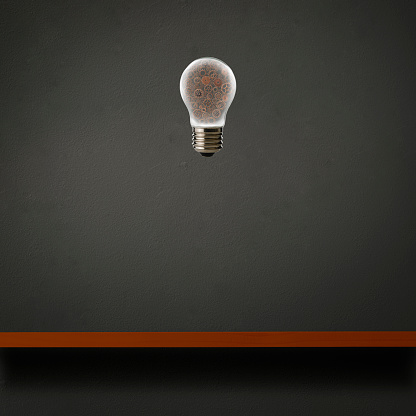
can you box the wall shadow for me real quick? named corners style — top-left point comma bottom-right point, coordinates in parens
top-left (1, 348), bottom-right (414, 390)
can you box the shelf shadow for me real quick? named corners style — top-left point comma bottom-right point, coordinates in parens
top-left (1, 347), bottom-right (414, 389)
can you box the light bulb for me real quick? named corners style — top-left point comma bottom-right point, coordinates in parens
top-left (180, 57), bottom-right (236, 157)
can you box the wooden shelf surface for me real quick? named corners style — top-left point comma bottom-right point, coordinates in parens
top-left (0, 332), bottom-right (415, 347)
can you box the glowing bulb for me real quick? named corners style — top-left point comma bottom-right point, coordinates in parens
top-left (180, 57), bottom-right (236, 157)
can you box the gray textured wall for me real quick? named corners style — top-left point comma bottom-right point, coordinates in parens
top-left (1, 0), bottom-right (416, 414)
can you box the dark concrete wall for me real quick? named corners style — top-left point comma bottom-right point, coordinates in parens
top-left (1, 0), bottom-right (416, 414)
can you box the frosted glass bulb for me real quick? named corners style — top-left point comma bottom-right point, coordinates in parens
top-left (180, 57), bottom-right (236, 157)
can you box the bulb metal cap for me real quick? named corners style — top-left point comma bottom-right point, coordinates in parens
top-left (192, 127), bottom-right (223, 156)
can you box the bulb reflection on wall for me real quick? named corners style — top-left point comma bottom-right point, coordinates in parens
top-left (180, 57), bottom-right (236, 157)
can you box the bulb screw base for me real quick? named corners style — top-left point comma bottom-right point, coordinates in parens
top-left (192, 127), bottom-right (223, 156)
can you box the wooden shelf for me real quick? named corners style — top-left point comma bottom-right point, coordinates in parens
top-left (0, 332), bottom-right (415, 347)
